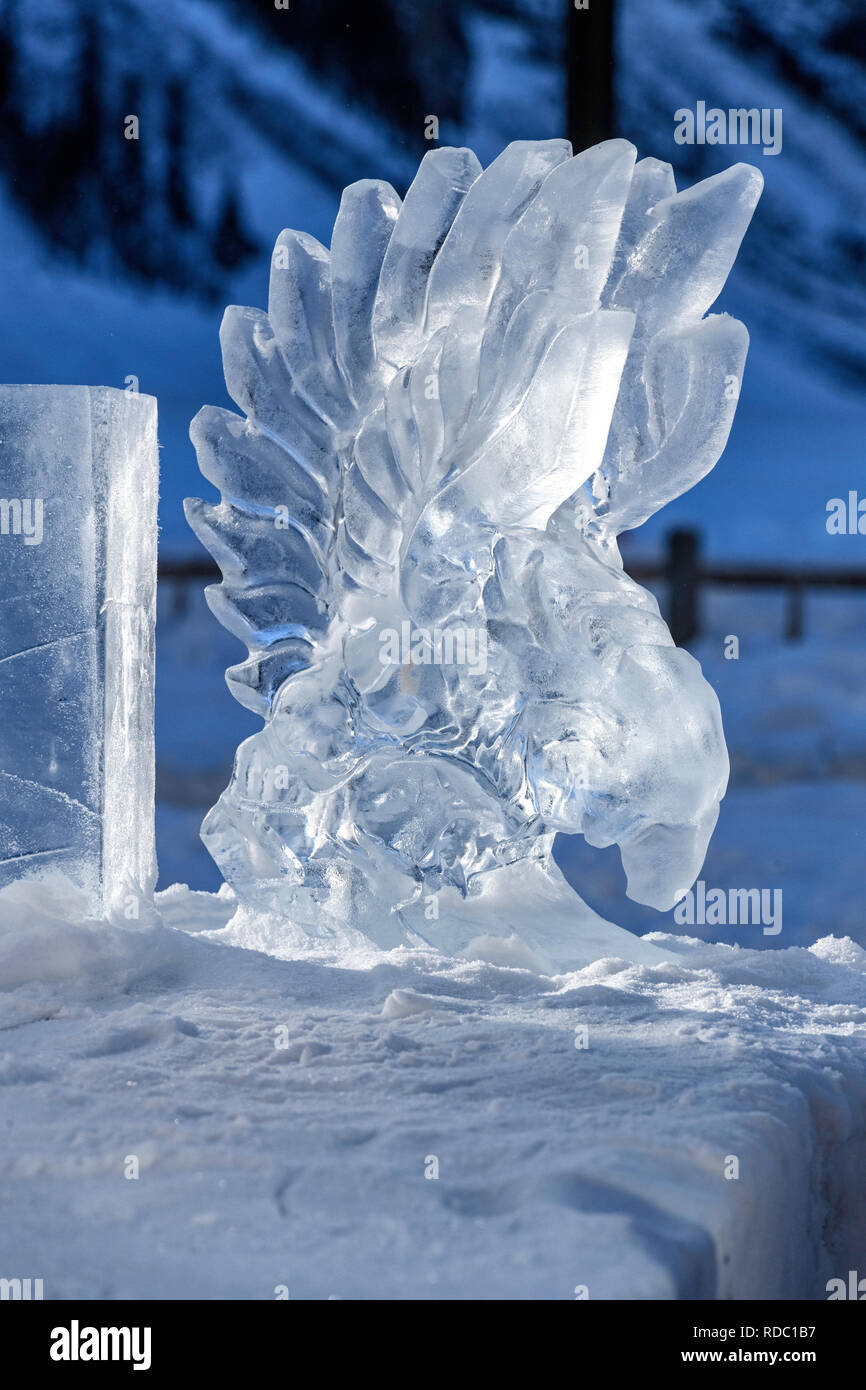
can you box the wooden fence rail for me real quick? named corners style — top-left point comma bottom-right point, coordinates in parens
top-left (625, 528), bottom-right (866, 644)
top-left (159, 528), bottom-right (866, 646)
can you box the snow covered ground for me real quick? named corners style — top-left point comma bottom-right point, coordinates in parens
top-left (1, 874), bottom-right (864, 1300)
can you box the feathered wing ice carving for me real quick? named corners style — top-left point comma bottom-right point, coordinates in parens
top-left (186, 139), bottom-right (762, 968)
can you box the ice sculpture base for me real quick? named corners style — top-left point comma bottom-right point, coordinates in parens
top-left (398, 859), bottom-right (669, 972)
top-left (214, 856), bottom-right (668, 973)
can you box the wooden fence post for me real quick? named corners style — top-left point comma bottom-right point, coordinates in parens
top-left (785, 581), bottom-right (804, 641)
top-left (667, 527), bottom-right (700, 646)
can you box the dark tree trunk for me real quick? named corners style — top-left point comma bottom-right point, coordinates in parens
top-left (566, 0), bottom-right (615, 152)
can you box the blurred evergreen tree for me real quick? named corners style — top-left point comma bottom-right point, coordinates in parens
top-left (0, 1), bottom-right (259, 298)
top-left (164, 78), bottom-right (194, 230)
top-left (241, 0), bottom-right (470, 133)
top-left (211, 176), bottom-right (258, 272)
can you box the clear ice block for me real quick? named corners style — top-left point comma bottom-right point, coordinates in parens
top-left (0, 386), bottom-right (158, 916)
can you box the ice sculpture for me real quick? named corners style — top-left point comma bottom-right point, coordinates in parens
top-left (0, 386), bottom-right (158, 918)
top-left (187, 139), bottom-right (761, 969)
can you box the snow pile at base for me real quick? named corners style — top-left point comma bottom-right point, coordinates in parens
top-left (1, 877), bottom-right (865, 1299)
top-left (0, 875), bottom-right (192, 1012)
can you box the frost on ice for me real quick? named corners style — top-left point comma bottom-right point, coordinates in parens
top-left (0, 386), bottom-right (158, 918)
top-left (187, 139), bottom-right (762, 967)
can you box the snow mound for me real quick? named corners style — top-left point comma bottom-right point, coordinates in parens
top-left (0, 873), bottom-right (191, 1000)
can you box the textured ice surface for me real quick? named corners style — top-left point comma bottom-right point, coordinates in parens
top-left (187, 139), bottom-right (761, 965)
top-left (0, 385), bottom-right (158, 917)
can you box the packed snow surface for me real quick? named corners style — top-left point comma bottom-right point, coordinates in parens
top-left (0, 875), bottom-right (864, 1300)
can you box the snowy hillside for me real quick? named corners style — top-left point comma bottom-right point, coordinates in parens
top-left (0, 4), bottom-right (861, 569)
top-left (0, 0), bottom-right (864, 559)
top-left (619, 0), bottom-right (866, 388)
